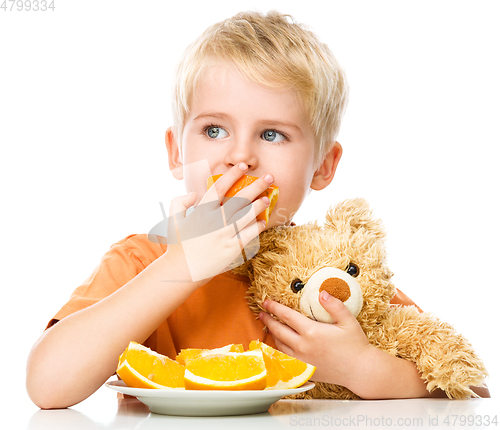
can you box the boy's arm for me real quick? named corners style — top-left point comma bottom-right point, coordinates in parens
top-left (259, 293), bottom-right (489, 399)
top-left (27, 165), bottom-right (272, 409)
top-left (342, 344), bottom-right (489, 399)
top-left (26, 244), bottom-right (204, 409)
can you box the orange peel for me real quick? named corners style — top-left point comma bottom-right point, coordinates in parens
top-left (207, 174), bottom-right (279, 223)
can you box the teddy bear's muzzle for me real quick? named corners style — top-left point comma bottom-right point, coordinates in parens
top-left (299, 267), bottom-right (363, 323)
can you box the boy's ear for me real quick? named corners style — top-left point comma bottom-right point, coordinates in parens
top-left (165, 127), bottom-right (184, 180)
top-left (310, 141), bottom-right (343, 191)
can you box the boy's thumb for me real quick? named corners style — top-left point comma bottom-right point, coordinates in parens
top-left (169, 191), bottom-right (197, 217)
top-left (319, 290), bottom-right (354, 326)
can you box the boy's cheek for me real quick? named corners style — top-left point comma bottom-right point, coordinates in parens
top-left (179, 159), bottom-right (215, 199)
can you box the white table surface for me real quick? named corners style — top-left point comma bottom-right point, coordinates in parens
top-left (21, 378), bottom-right (498, 430)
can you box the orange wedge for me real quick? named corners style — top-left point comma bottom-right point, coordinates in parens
top-left (117, 340), bottom-right (313, 391)
top-left (184, 349), bottom-right (267, 390)
top-left (249, 340), bottom-right (316, 389)
top-left (207, 174), bottom-right (279, 223)
top-left (175, 348), bottom-right (203, 366)
top-left (116, 341), bottom-right (185, 389)
top-left (176, 343), bottom-right (244, 365)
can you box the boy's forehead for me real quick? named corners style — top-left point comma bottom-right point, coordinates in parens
top-left (193, 63), bottom-right (284, 101)
top-left (190, 64), bottom-right (311, 129)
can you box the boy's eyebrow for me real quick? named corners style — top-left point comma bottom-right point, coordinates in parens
top-left (193, 112), bottom-right (301, 131)
top-left (193, 112), bottom-right (231, 122)
top-left (258, 119), bottom-right (301, 132)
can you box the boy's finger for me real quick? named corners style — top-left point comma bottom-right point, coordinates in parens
top-left (261, 299), bottom-right (311, 333)
top-left (221, 174), bottom-right (274, 222)
top-left (200, 163), bottom-right (248, 206)
top-left (270, 335), bottom-right (296, 359)
top-left (169, 192), bottom-right (197, 218)
top-left (258, 310), bottom-right (299, 348)
top-left (227, 196), bottom-right (270, 232)
top-left (232, 173), bottom-right (275, 203)
top-left (319, 291), bottom-right (355, 326)
top-left (233, 218), bottom-right (266, 255)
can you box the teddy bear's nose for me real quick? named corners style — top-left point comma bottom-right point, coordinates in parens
top-left (319, 277), bottom-right (351, 302)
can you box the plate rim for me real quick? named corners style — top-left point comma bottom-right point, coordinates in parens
top-left (105, 379), bottom-right (315, 399)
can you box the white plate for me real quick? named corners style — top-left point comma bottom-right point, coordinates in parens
top-left (105, 380), bottom-right (315, 416)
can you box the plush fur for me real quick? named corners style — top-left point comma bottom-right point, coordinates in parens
top-left (232, 198), bottom-right (488, 399)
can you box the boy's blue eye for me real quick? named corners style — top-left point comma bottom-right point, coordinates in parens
top-left (206, 126), bottom-right (228, 139)
top-left (262, 130), bottom-right (286, 143)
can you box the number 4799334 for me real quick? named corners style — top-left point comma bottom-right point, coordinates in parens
top-left (1, 0), bottom-right (55, 12)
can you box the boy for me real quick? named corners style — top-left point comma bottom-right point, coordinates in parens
top-left (26, 11), bottom-right (488, 409)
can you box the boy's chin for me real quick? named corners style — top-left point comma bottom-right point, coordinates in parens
top-left (264, 218), bottom-right (295, 230)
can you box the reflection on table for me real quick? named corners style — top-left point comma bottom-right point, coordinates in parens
top-left (26, 380), bottom-right (498, 430)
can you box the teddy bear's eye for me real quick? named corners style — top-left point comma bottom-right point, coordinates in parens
top-left (290, 278), bottom-right (305, 293)
top-left (346, 263), bottom-right (359, 278)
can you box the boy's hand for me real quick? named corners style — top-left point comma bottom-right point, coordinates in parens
top-left (167, 163), bottom-right (274, 282)
top-left (259, 291), bottom-right (372, 388)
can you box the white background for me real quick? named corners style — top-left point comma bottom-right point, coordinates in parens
top-left (1, 0), bottom-right (499, 412)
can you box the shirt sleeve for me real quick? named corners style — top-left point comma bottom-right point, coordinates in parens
top-left (46, 234), bottom-right (166, 329)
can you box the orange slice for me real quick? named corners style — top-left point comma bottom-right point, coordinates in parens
top-left (249, 340), bottom-right (316, 389)
top-left (116, 341), bottom-right (185, 389)
top-left (116, 340), bottom-right (313, 391)
top-left (184, 349), bottom-right (267, 390)
top-left (207, 174), bottom-right (279, 223)
top-left (175, 348), bottom-right (203, 366)
top-left (176, 343), bottom-right (244, 365)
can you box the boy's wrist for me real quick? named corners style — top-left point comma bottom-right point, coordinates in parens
top-left (161, 244), bottom-right (211, 289)
top-left (341, 344), bottom-right (405, 398)
top-left (339, 343), bottom-right (379, 394)
top-left (343, 344), bottom-right (434, 400)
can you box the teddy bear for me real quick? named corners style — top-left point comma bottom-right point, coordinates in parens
top-left (232, 198), bottom-right (488, 399)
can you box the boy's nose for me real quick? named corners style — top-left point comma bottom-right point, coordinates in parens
top-left (224, 137), bottom-right (259, 170)
top-left (229, 161), bottom-right (250, 170)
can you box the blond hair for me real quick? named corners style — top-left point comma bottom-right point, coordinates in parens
top-left (172, 10), bottom-right (349, 168)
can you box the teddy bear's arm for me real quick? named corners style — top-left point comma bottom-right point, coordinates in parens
top-left (372, 306), bottom-right (488, 399)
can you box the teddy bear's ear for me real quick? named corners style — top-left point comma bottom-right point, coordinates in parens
top-left (325, 198), bottom-right (385, 238)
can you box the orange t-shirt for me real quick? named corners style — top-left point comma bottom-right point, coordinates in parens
top-left (48, 234), bottom-right (421, 358)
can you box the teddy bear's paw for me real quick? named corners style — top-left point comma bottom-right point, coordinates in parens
top-left (389, 309), bottom-right (490, 399)
top-left (284, 391), bottom-right (312, 400)
top-left (307, 382), bottom-right (360, 400)
top-left (425, 364), bottom-right (489, 399)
